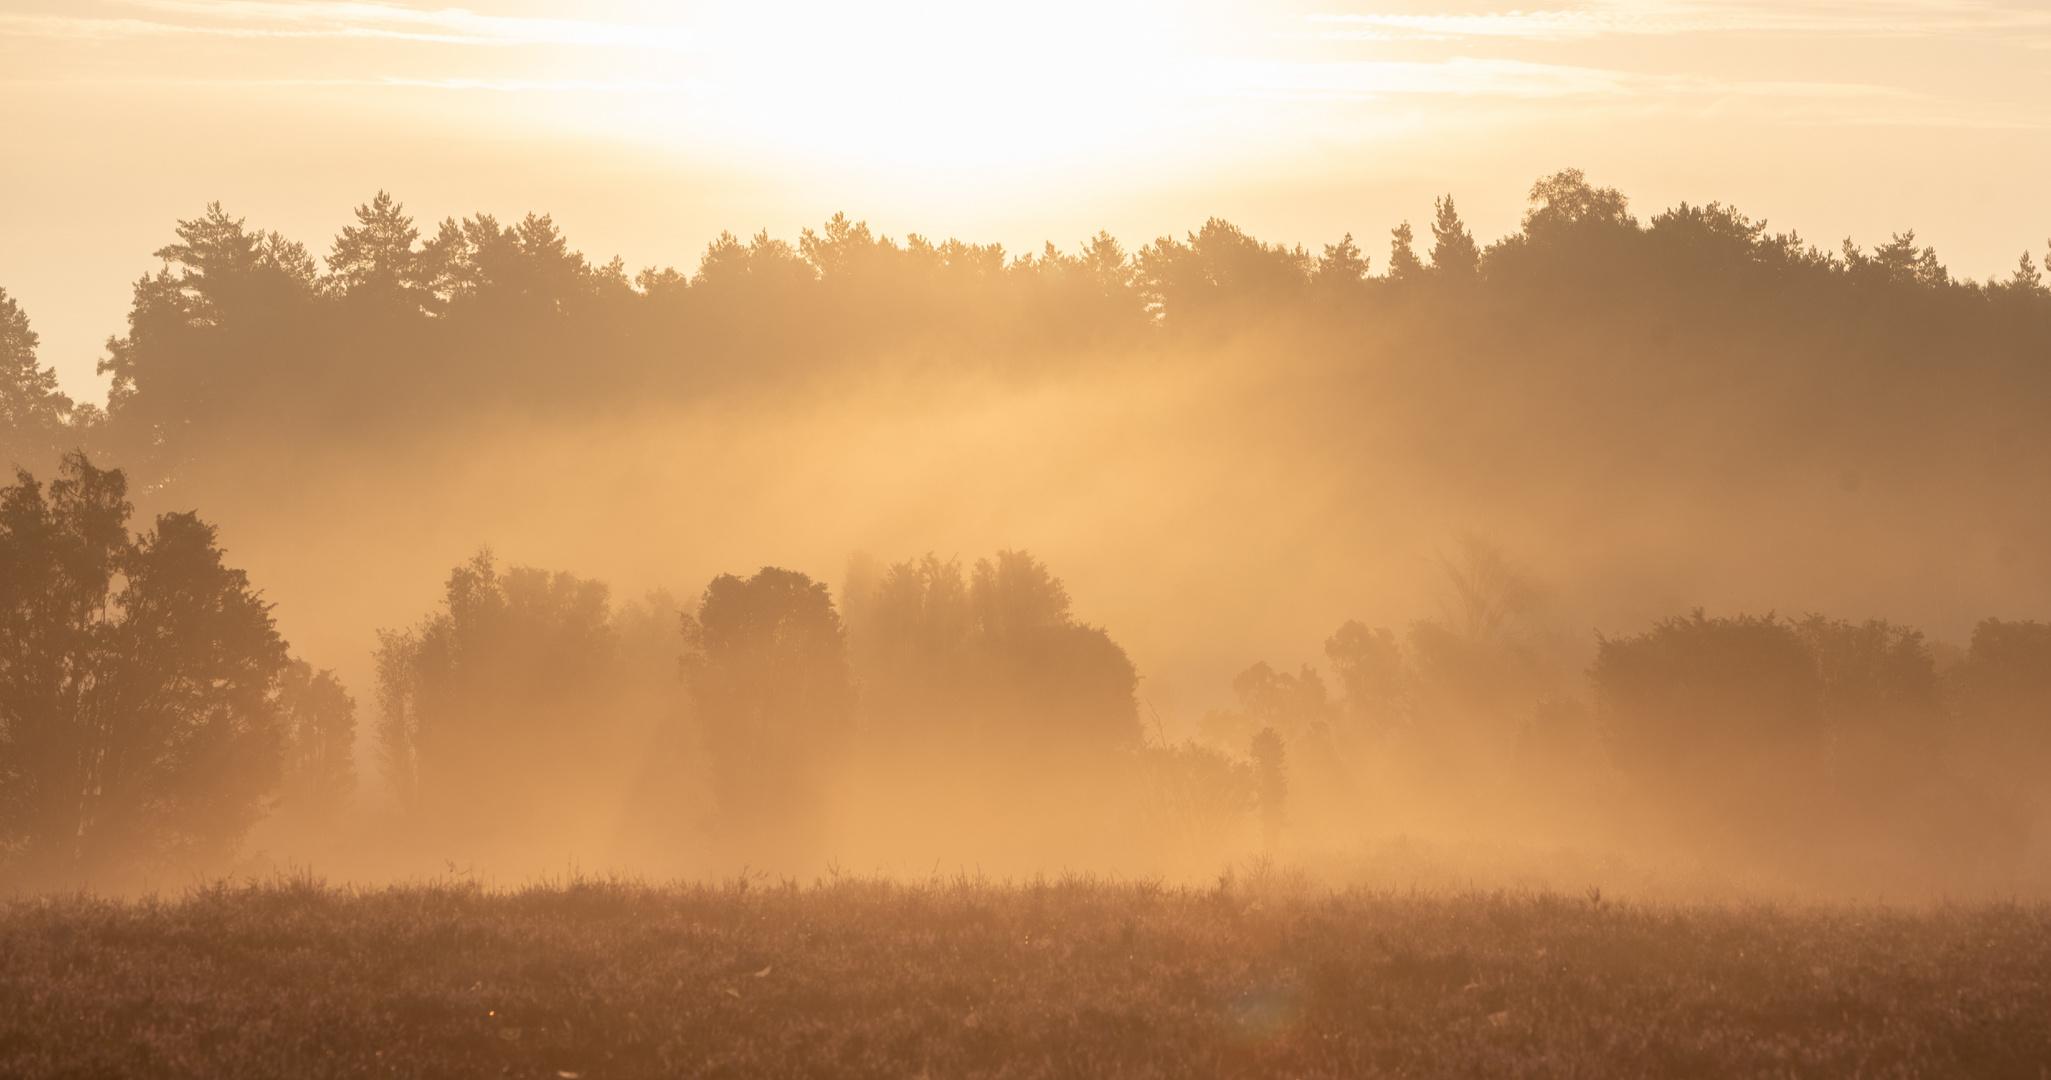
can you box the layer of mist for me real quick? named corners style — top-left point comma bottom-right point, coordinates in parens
top-left (4, 170), bottom-right (2050, 897)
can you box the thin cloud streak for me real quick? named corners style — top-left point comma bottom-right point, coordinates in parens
top-left (19, 52), bottom-right (2032, 132)
top-left (1306, 10), bottom-right (1656, 42)
top-left (2, 1), bottom-right (703, 49)
top-left (0, 14), bottom-right (575, 46)
top-left (1307, 1), bottom-right (2051, 43)
top-left (1223, 57), bottom-right (1913, 101)
top-left (5, 0), bottom-right (2042, 173)
top-left (0, 74), bottom-right (707, 93)
top-left (1201, 56), bottom-right (2049, 130)
top-left (0, 45), bottom-right (1916, 107)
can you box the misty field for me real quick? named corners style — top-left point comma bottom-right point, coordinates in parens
top-left (3, 876), bottom-right (2047, 1080)
top-left (9, 171), bottom-right (2051, 1079)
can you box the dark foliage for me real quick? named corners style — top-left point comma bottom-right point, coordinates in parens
top-left (0, 288), bottom-right (80, 477)
top-left (1950, 620), bottom-right (2051, 820)
top-left (18, 168), bottom-right (2034, 500)
top-left (375, 553), bottom-right (652, 848)
top-left (1585, 611), bottom-right (2049, 870)
top-left (3, 168), bottom-right (2050, 883)
top-left (1323, 622), bottom-right (1405, 739)
top-left (1593, 612), bottom-right (1831, 853)
top-left (686, 567), bottom-right (854, 859)
top-left (834, 550), bottom-right (1146, 864)
top-left (846, 550), bottom-right (1139, 756)
top-left (0, 455), bottom-right (288, 884)
top-left (272, 660), bottom-right (357, 826)
top-left (1250, 728), bottom-right (1288, 849)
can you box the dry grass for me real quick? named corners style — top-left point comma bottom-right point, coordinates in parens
top-left (2, 869), bottom-right (2047, 1078)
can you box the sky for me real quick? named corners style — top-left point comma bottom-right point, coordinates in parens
top-left (3, 0), bottom-right (2049, 400)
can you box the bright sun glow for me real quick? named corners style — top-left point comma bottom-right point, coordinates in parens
top-left (10, 0), bottom-right (2049, 186)
top-left (451, 0), bottom-right (1290, 191)
top-left (692, 1), bottom-right (1188, 173)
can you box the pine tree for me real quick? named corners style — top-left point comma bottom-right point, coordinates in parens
top-left (1387, 222), bottom-right (1424, 282)
top-left (1429, 195), bottom-right (1481, 278)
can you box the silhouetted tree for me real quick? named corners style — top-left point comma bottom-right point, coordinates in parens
top-left (1844, 231), bottom-right (1948, 290)
top-left (1198, 657), bottom-right (1363, 835)
top-left (1325, 620), bottom-right (1406, 737)
top-left (1314, 233), bottom-right (1370, 292)
top-left (273, 659), bottom-right (357, 825)
top-left (1070, 231), bottom-right (1141, 302)
top-left (98, 202), bottom-right (319, 474)
top-left (686, 567), bottom-right (853, 852)
top-left (1787, 614), bottom-right (1989, 863)
top-left (1951, 619), bottom-right (2051, 800)
top-left (1644, 201), bottom-right (1769, 282)
top-left (1396, 538), bottom-right (1562, 780)
top-left (1250, 726), bottom-right (1287, 849)
top-left (2000, 250), bottom-right (2047, 298)
top-left (1482, 169), bottom-right (1641, 293)
top-left (0, 288), bottom-right (76, 475)
top-left (374, 552), bottom-right (617, 836)
top-left (0, 453), bottom-right (289, 883)
top-left (1796, 617), bottom-right (1941, 777)
top-left (692, 229), bottom-right (816, 292)
top-left (1137, 739), bottom-right (1257, 864)
top-left (847, 549), bottom-right (1140, 755)
top-left (325, 191), bottom-right (431, 307)
top-left (1140, 219), bottom-right (1310, 318)
top-left (1200, 662), bottom-right (1332, 749)
top-left (967, 551), bottom-right (1141, 752)
top-left (834, 549), bottom-right (1150, 863)
top-left (799, 213), bottom-right (897, 281)
top-left (1386, 221), bottom-right (1424, 281)
top-left (1521, 168), bottom-right (1635, 237)
top-left (846, 553), bottom-right (971, 747)
top-left (1428, 196), bottom-right (1480, 278)
top-left (1591, 612), bottom-right (1825, 852)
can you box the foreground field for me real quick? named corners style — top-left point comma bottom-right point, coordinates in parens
top-left (1, 874), bottom-right (2046, 1079)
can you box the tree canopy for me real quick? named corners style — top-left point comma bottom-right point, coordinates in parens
top-left (1, 167), bottom-right (2028, 495)
top-left (686, 566), bottom-right (854, 857)
top-left (0, 454), bottom-right (290, 883)
top-left (0, 288), bottom-right (78, 476)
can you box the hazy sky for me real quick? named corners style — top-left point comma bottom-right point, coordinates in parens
top-left (4, 0), bottom-right (2048, 398)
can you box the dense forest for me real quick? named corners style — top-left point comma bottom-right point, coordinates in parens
top-left (3, 170), bottom-right (2051, 892)
top-left (7, 169), bottom-right (2049, 485)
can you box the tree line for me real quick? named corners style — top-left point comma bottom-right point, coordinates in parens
top-left (6, 168), bottom-right (2051, 885)
top-left (6, 457), bottom-right (2051, 886)
top-left (0, 454), bottom-right (351, 883)
top-left (4, 169), bottom-right (2049, 489)
top-left (1205, 540), bottom-right (2051, 883)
